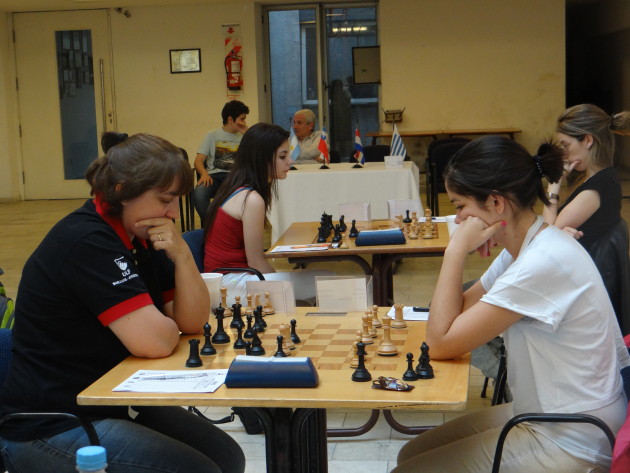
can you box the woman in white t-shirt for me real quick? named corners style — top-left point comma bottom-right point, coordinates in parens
top-left (393, 136), bottom-right (630, 473)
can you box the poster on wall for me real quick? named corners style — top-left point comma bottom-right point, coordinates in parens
top-left (222, 23), bottom-right (243, 98)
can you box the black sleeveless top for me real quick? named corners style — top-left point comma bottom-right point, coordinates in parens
top-left (558, 167), bottom-right (621, 253)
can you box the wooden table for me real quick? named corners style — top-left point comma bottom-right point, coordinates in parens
top-left (78, 308), bottom-right (470, 473)
top-left (268, 162), bottom-right (420, 242)
top-left (266, 220), bottom-right (449, 306)
top-left (366, 127), bottom-right (521, 145)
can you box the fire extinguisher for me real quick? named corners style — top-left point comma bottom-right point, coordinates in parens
top-left (225, 50), bottom-right (243, 90)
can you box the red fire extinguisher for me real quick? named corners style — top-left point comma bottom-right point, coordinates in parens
top-left (225, 50), bottom-right (243, 90)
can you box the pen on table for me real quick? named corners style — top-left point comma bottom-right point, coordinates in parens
top-left (135, 373), bottom-right (209, 381)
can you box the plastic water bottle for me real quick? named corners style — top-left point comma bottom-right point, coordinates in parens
top-left (76, 445), bottom-right (108, 472)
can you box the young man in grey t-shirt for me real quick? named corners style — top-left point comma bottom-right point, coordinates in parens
top-left (192, 100), bottom-right (249, 223)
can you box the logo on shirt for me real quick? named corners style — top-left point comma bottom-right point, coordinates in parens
top-left (114, 257), bottom-right (128, 272)
top-left (112, 256), bottom-right (138, 286)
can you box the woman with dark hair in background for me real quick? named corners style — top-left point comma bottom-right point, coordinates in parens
top-left (204, 122), bottom-right (332, 306)
top-left (0, 132), bottom-right (245, 473)
top-left (393, 135), bottom-right (629, 473)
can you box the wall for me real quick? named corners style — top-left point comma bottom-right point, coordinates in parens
top-left (109, 1), bottom-right (261, 157)
top-left (380, 0), bottom-right (565, 156)
top-left (0, 12), bottom-right (19, 201)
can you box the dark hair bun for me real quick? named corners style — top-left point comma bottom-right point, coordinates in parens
top-left (101, 132), bottom-right (129, 153)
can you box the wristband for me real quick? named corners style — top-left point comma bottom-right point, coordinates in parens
top-left (547, 192), bottom-right (560, 201)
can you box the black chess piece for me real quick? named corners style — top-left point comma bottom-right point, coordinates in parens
top-left (317, 226), bottom-right (327, 243)
top-left (290, 319), bottom-right (301, 344)
top-left (245, 341), bottom-right (252, 355)
top-left (403, 209), bottom-right (412, 224)
top-left (233, 324), bottom-right (247, 349)
top-left (415, 342), bottom-right (435, 379)
top-left (349, 219), bottom-right (359, 238)
top-left (211, 306), bottom-right (230, 344)
top-left (338, 215), bottom-right (347, 232)
top-left (253, 308), bottom-right (265, 333)
top-left (248, 329), bottom-right (265, 356)
top-left (243, 314), bottom-right (254, 339)
top-left (230, 303), bottom-right (244, 330)
top-left (351, 342), bottom-right (372, 382)
top-left (332, 224), bottom-right (342, 243)
top-left (257, 305), bottom-right (267, 327)
top-left (200, 323), bottom-right (217, 355)
top-left (273, 335), bottom-right (288, 357)
top-left (402, 352), bottom-right (419, 381)
top-left (186, 339), bottom-right (203, 367)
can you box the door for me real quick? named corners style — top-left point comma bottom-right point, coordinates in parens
top-left (14, 10), bottom-right (114, 199)
top-left (266, 4), bottom-right (379, 161)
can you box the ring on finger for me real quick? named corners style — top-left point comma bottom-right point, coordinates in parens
top-left (158, 234), bottom-right (162, 241)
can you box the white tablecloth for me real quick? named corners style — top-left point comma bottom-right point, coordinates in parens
top-left (269, 162), bottom-right (421, 242)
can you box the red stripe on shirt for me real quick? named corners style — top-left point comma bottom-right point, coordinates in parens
top-left (98, 293), bottom-right (153, 326)
top-left (163, 288), bottom-right (175, 304)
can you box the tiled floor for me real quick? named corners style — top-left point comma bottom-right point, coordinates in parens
top-left (3, 181), bottom-right (630, 472)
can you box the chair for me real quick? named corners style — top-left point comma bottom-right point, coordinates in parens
top-left (425, 137), bottom-right (470, 215)
top-left (491, 353), bottom-right (630, 473)
top-left (362, 144), bottom-right (391, 162)
top-left (0, 329), bottom-right (101, 470)
top-left (181, 229), bottom-right (264, 280)
top-left (178, 148), bottom-right (195, 232)
top-left (338, 202), bottom-right (371, 223)
top-left (589, 219), bottom-right (630, 336)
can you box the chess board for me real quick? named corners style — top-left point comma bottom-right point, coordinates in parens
top-left (260, 322), bottom-right (410, 372)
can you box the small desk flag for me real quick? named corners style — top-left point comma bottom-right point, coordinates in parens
top-left (289, 127), bottom-right (300, 161)
top-left (391, 124), bottom-right (407, 158)
top-left (318, 128), bottom-right (329, 164)
top-left (354, 129), bottom-right (364, 165)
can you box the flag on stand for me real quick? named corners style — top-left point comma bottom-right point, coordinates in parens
top-left (289, 127), bottom-right (300, 161)
top-left (354, 129), bottom-right (364, 165)
top-left (318, 128), bottom-right (329, 164)
top-left (391, 124), bottom-right (407, 158)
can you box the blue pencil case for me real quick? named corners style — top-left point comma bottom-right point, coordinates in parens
top-left (225, 355), bottom-right (319, 388)
top-left (354, 228), bottom-right (406, 246)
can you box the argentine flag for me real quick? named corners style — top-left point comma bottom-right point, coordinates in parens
top-left (289, 127), bottom-right (300, 161)
top-left (391, 124), bottom-right (407, 158)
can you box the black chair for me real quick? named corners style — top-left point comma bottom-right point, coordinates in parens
top-left (425, 138), bottom-right (470, 215)
top-left (491, 351), bottom-right (630, 472)
top-left (362, 144), bottom-right (391, 162)
top-left (181, 229), bottom-right (264, 280)
top-left (178, 148), bottom-right (195, 232)
top-left (0, 329), bottom-right (101, 470)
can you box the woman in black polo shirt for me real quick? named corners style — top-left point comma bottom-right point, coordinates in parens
top-left (0, 132), bottom-right (245, 473)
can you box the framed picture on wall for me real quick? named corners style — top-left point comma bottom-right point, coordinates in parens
top-left (169, 49), bottom-right (201, 73)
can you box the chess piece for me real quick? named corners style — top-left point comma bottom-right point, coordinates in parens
top-left (248, 328), bottom-right (265, 356)
top-left (411, 211), bottom-right (418, 226)
top-left (256, 305), bottom-right (267, 327)
top-left (279, 324), bottom-right (295, 351)
top-left (349, 219), bottom-right (359, 238)
top-left (390, 303), bottom-right (407, 329)
top-left (332, 224), bottom-right (342, 243)
top-left (211, 306), bottom-right (230, 343)
top-left (290, 319), bottom-right (301, 344)
top-left (395, 215), bottom-right (404, 230)
top-left (402, 352), bottom-right (419, 381)
top-left (408, 222), bottom-right (419, 239)
top-left (415, 342), bottom-right (435, 379)
top-left (339, 215), bottom-right (347, 232)
top-left (221, 287), bottom-right (232, 316)
top-left (185, 339), bottom-right (203, 367)
top-left (317, 226), bottom-right (327, 243)
top-left (366, 312), bottom-right (377, 338)
top-left (244, 294), bottom-right (254, 315)
top-left (402, 209), bottom-right (412, 224)
top-left (339, 235), bottom-right (349, 249)
top-left (253, 307), bottom-right (265, 333)
top-left (243, 314), bottom-right (254, 339)
top-left (273, 335), bottom-right (288, 357)
top-left (361, 314), bottom-right (374, 344)
top-left (350, 330), bottom-right (362, 368)
top-left (230, 302), bottom-right (244, 330)
top-left (376, 316), bottom-right (398, 356)
top-left (200, 323), bottom-right (217, 355)
top-left (233, 324), bottom-right (247, 349)
top-left (351, 342), bottom-right (372, 382)
top-left (371, 305), bottom-right (382, 328)
top-left (264, 292), bottom-right (275, 315)
top-left (422, 222), bottom-right (434, 239)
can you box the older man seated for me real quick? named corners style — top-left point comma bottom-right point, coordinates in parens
top-left (293, 109), bottom-right (323, 164)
